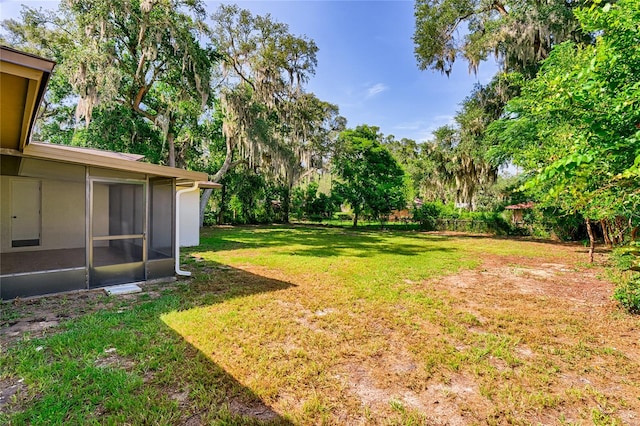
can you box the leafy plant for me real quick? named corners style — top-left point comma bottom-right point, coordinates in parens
top-left (291, 182), bottom-right (341, 221)
top-left (613, 275), bottom-right (640, 314)
top-left (487, 0), bottom-right (640, 248)
top-left (611, 243), bottom-right (640, 313)
top-left (413, 202), bottom-right (443, 230)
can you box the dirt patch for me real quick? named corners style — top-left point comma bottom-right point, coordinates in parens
top-left (341, 362), bottom-right (488, 425)
top-left (331, 243), bottom-right (639, 423)
top-left (227, 396), bottom-right (282, 421)
top-left (0, 376), bottom-right (27, 414)
top-left (94, 347), bottom-right (136, 371)
top-left (422, 250), bottom-right (640, 423)
top-left (0, 281), bottom-right (177, 348)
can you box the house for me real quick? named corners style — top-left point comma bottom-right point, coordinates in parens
top-left (504, 202), bottom-right (535, 225)
top-left (0, 46), bottom-right (220, 300)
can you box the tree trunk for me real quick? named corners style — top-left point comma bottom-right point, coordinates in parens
top-left (353, 212), bottom-right (358, 227)
top-left (281, 185), bottom-right (291, 223)
top-left (199, 187), bottom-right (214, 227)
top-left (199, 137), bottom-right (234, 227)
top-left (601, 219), bottom-right (612, 247)
top-left (168, 134), bottom-right (176, 168)
top-left (615, 216), bottom-right (626, 244)
top-left (492, 0), bottom-right (509, 17)
top-left (586, 218), bottom-right (595, 264)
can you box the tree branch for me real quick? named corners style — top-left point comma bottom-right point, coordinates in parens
top-left (129, 88), bottom-right (157, 123)
top-left (231, 60), bottom-right (256, 92)
top-left (492, 1), bottom-right (509, 17)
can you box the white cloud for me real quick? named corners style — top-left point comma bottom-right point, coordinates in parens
top-left (365, 83), bottom-right (388, 98)
top-left (393, 115), bottom-right (455, 142)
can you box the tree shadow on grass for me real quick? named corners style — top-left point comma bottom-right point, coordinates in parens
top-left (198, 224), bottom-right (459, 258)
top-left (285, 242), bottom-right (456, 258)
top-left (161, 261), bottom-right (297, 424)
top-left (0, 262), bottom-right (296, 425)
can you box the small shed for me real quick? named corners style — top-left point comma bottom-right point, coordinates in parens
top-left (504, 202), bottom-right (535, 225)
top-left (0, 46), bottom-right (220, 299)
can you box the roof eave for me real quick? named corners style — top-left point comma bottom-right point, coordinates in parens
top-left (0, 46), bottom-right (56, 151)
top-left (22, 142), bottom-right (208, 181)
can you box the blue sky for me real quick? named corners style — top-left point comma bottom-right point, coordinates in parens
top-left (1, 0), bottom-right (498, 143)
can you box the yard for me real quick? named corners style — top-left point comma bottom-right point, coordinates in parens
top-left (1, 226), bottom-right (639, 425)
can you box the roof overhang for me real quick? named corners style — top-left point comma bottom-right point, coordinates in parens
top-left (195, 181), bottom-right (222, 189)
top-left (505, 202), bottom-right (535, 210)
top-left (0, 46), bottom-right (55, 152)
top-left (22, 142), bottom-right (210, 182)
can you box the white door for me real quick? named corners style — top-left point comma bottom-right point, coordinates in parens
top-left (11, 179), bottom-right (41, 247)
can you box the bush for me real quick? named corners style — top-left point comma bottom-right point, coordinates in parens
top-left (611, 243), bottom-right (640, 314)
top-left (203, 210), bottom-right (217, 226)
top-left (611, 242), bottom-right (640, 271)
top-left (614, 275), bottom-right (640, 314)
top-left (413, 202), bottom-right (443, 231)
top-left (291, 182), bottom-right (341, 222)
top-left (410, 202), bottom-right (516, 234)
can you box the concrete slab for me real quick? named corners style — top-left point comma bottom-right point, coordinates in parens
top-left (104, 283), bottom-right (142, 296)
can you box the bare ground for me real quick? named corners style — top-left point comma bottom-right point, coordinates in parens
top-left (325, 245), bottom-right (640, 424)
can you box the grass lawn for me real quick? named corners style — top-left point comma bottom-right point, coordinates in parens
top-left (1, 225), bottom-right (639, 425)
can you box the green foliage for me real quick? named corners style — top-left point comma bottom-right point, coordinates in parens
top-left (524, 209), bottom-right (587, 241)
top-left (3, 2), bottom-right (345, 227)
top-left (610, 243), bottom-right (640, 313)
top-left (613, 275), bottom-right (640, 314)
top-left (69, 105), bottom-right (165, 164)
top-left (208, 167), bottom-right (294, 225)
top-left (412, 202), bottom-right (443, 231)
top-left (413, 0), bottom-right (589, 76)
top-left (334, 212), bottom-right (352, 222)
top-left (411, 201), bottom-right (512, 234)
top-left (209, 4), bottom-right (341, 185)
top-left (332, 125), bottom-right (406, 226)
top-left (291, 182), bottom-right (341, 222)
top-left (488, 0), bottom-right (640, 234)
top-left (611, 245), bottom-right (640, 271)
top-left (393, 84), bottom-right (502, 210)
top-left (2, 0), bottom-right (221, 168)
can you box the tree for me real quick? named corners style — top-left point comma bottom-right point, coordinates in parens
top-left (200, 4), bottom-right (342, 224)
top-left (332, 125), bottom-right (406, 226)
top-left (487, 0), bottom-right (640, 258)
top-left (3, 2), bottom-right (343, 227)
top-left (407, 116), bottom-right (497, 211)
top-left (413, 0), bottom-right (591, 76)
top-left (382, 136), bottom-right (421, 203)
top-left (412, 0), bottom-right (583, 212)
top-left (2, 0), bottom-right (219, 168)
top-left (291, 181), bottom-right (341, 221)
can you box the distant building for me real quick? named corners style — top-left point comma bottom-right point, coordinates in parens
top-left (504, 202), bottom-right (535, 225)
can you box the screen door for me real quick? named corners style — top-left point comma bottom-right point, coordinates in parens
top-left (90, 179), bottom-right (146, 287)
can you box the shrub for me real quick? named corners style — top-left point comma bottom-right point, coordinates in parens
top-left (611, 243), bottom-right (640, 314)
top-left (413, 202), bottom-right (443, 231)
top-left (613, 275), bottom-right (640, 314)
top-left (203, 210), bottom-right (217, 226)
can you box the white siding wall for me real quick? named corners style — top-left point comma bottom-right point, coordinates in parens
top-left (179, 189), bottom-right (200, 247)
